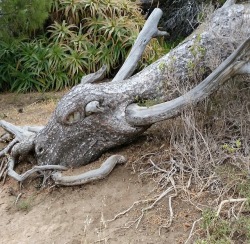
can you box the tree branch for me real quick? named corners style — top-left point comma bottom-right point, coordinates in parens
top-left (52, 155), bottom-right (126, 186)
top-left (81, 65), bottom-right (107, 84)
top-left (112, 8), bottom-right (169, 82)
top-left (126, 36), bottom-right (250, 126)
top-left (7, 155), bottom-right (68, 182)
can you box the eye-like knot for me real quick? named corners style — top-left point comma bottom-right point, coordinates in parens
top-left (35, 145), bottom-right (44, 156)
top-left (85, 101), bottom-right (104, 116)
top-left (64, 111), bottom-right (81, 125)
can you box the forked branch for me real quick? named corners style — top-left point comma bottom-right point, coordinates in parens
top-left (126, 36), bottom-right (250, 126)
top-left (7, 155), bottom-right (68, 182)
top-left (112, 8), bottom-right (169, 82)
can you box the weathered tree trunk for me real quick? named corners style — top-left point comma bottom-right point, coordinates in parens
top-left (1, 0), bottom-right (250, 185)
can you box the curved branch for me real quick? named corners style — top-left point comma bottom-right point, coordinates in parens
top-left (81, 65), bottom-right (107, 84)
top-left (0, 120), bottom-right (39, 139)
top-left (0, 120), bottom-right (24, 139)
top-left (112, 8), bottom-right (169, 82)
top-left (222, 0), bottom-right (236, 9)
top-left (21, 125), bottom-right (44, 133)
top-left (0, 138), bottom-right (18, 157)
top-left (52, 155), bottom-right (126, 186)
top-left (7, 156), bottom-right (68, 182)
top-left (126, 37), bottom-right (250, 126)
top-left (0, 121), bottom-right (43, 157)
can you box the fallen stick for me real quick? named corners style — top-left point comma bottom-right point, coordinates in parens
top-left (216, 198), bottom-right (248, 216)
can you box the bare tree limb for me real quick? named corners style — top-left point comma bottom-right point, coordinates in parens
top-left (216, 198), bottom-right (248, 216)
top-left (222, 0), bottom-right (236, 9)
top-left (0, 120), bottom-right (38, 139)
top-left (7, 156), bottom-right (68, 182)
top-left (0, 138), bottom-right (18, 157)
top-left (81, 65), bottom-right (107, 84)
top-left (52, 155), bottom-right (126, 186)
top-left (112, 8), bottom-right (169, 82)
top-left (0, 160), bottom-right (8, 180)
top-left (126, 37), bottom-right (250, 126)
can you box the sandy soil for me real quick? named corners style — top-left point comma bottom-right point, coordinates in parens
top-left (0, 92), bottom-right (200, 244)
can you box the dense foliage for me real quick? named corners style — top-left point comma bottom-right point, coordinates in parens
top-left (0, 0), bottom-right (166, 92)
top-left (0, 0), bottom-right (52, 41)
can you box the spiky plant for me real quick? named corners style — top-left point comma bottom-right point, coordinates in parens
top-left (0, 0), bottom-right (167, 92)
top-left (48, 0), bottom-right (165, 75)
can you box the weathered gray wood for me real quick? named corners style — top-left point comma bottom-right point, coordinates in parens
top-left (222, 0), bottom-right (236, 9)
top-left (112, 8), bottom-right (168, 82)
top-left (33, 3), bottom-right (250, 168)
top-left (126, 37), bottom-right (250, 126)
top-left (81, 65), bottom-right (107, 84)
top-left (7, 155), bottom-right (67, 182)
top-left (52, 155), bottom-right (126, 186)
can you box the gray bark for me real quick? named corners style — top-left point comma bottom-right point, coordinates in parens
top-left (1, 2), bottom-right (250, 185)
top-left (52, 155), bottom-right (126, 186)
top-left (34, 2), bottom-right (250, 167)
top-left (126, 36), bottom-right (250, 126)
top-left (113, 8), bottom-right (168, 82)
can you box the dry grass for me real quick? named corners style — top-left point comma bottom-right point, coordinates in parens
top-left (121, 12), bottom-right (250, 241)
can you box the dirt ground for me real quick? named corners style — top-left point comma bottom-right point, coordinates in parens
top-left (0, 92), bottom-right (200, 244)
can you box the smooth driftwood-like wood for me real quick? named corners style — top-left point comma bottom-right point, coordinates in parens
top-left (52, 155), bottom-right (126, 186)
top-left (33, 3), bottom-right (250, 167)
top-left (7, 155), bottom-right (67, 182)
top-left (81, 65), bottom-right (107, 84)
top-left (125, 36), bottom-right (250, 126)
top-left (112, 8), bottom-right (168, 82)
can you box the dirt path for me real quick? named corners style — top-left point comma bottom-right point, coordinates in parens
top-left (0, 92), bottom-right (199, 244)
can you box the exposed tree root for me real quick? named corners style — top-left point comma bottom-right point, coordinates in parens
top-left (105, 199), bottom-right (154, 223)
top-left (7, 155), bottom-right (68, 182)
top-left (52, 155), bottom-right (126, 186)
top-left (184, 197), bottom-right (249, 243)
top-left (0, 158), bottom-right (8, 181)
top-left (106, 175), bottom-right (177, 230)
top-left (15, 193), bottom-right (23, 205)
top-left (0, 120), bottom-right (39, 140)
top-left (184, 217), bottom-right (203, 244)
top-left (0, 139), bottom-right (18, 157)
top-left (0, 121), bottom-right (126, 186)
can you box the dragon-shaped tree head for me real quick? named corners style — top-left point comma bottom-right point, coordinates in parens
top-left (34, 72), bottom-right (161, 167)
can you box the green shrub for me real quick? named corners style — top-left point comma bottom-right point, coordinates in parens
top-left (0, 0), bottom-right (52, 41)
top-left (0, 0), bottom-right (167, 92)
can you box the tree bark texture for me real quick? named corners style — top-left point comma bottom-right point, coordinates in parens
top-left (32, 2), bottom-right (250, 168)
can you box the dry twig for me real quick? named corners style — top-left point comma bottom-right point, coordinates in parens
top-left (216, 198), bottom-right (248, 217)
top-left (184, 217), bottom-right (203, 244)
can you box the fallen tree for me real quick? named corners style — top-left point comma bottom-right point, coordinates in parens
top-left (0, 0), bottom-right (250, 186)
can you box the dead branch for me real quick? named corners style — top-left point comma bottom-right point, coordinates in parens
top-left (134, 186), bottom-right (175, 228)
top-left (184, 217), bottom-right (203, 244)
top-left (15, 193), bottom-right (23, 205)
top-left (113, 8), bottom-right (168, 82)
top-left (126, 37), bottom-right (250, 126)
top-left (7, 155), bottom-right (68, 182)
top-left (52, 155), bottom-right (126, 186)
top-left (216, 198), bottom-right (248, 216)
top-left (0, 159), bottom-right (8, 180)
top-left (105, 199), bottom-right (152, 223)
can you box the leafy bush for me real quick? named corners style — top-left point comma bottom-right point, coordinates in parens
top-left (0, 0), bottom-right (167, 92)
top-left (48, 0), bottom-right (165, 73)
top-left (0, 0), bottom-right (52, 41)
